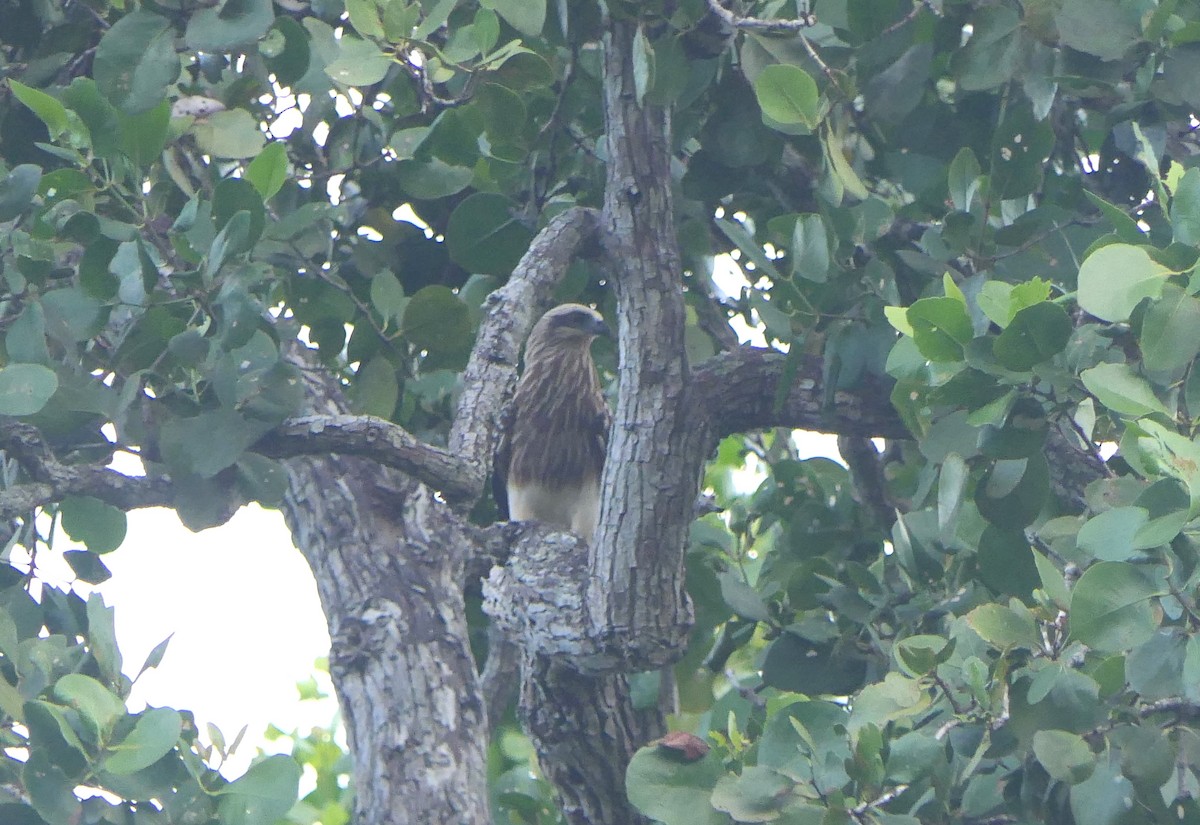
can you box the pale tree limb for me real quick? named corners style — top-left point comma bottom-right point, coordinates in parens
top-left (255, 414), bottom-right (477, 502)
top-left (0, 422), bottom-right (174, 519)
top-left (693, 347), bottom-right (1105, 513)
top-left (704, 0), bottom-right (817, 33)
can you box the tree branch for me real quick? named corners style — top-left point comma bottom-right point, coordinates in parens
top-left (694, 349), bottom-right (909, 439)
top-left (693, 347), bottom-right (1106, 513)
top-left (587, 14), bottom-right (700, 666)
top-left (0, 423), bottom-right (174, 519)
top-left (838, 435), bottom-right (897, 531)
top-left (704, 0), bottom-right (817, 33)
top-left (255, 414), bottom-right (478, 502)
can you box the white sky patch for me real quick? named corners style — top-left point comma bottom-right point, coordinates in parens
top-left (28, 506), bottom-right (337, 778)
top-left (711, 255), bottom-right (767, 347)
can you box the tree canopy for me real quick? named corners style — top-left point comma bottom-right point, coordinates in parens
top-left (3, 0), bottom-right (1200, 822)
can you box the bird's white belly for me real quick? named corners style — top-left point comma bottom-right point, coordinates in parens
top-left (507, 479), bottom-right (600, 539)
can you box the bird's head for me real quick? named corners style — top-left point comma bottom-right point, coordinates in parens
top-left (527, 304), bottom-right (612, 356)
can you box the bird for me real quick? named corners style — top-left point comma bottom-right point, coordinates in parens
top-left (493, 303), bottom-right (613, 539)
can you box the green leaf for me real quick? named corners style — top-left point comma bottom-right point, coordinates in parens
top-left (104, 708), bottom-right (182, 774)
top-left (160, 409), bottom-right (273, 479)
top-left (446, 193), bottom-right (533, 276)
top-left (53, 674), bottom-right (124, 739)
top-left (349, 357), bottom-right (399, 418)
top-left (118, 101), bottom-right (171, 168)
top-left (1055, 0), bottom-right (1139, 61)
top-left (9, 81), bottom-right (70, 139)
top-left (975, 453), bottom-right (1049, 528)
top-left (992, 302), bottom-right (1071, 371)
top-left (402, 285), bottom-right (472, 358)
top-left (191, 110), bottom-right (267, 159)
top-left (1070, 757), bottom-right (1135, 825)
top-left (207, 211), bottom-right (253, 280)
top-left (0, 364), bottom-right (58, 416)
top-left (480, 0), bottom-right (546, 36)
top-left (1126, 629), bottom-right (1186, 700)
top-left (213, 178), bottom-right (266, 247)
top-left (395, 158), bottom-right (474, 199)
top-left (966, 602), bottom-right (1039, 649)
top-left (137, 634), bottom-right (173, 679)
top-left (978, 396), bottom-right (1046, 459)
top-left (414, 0), bottom-right (457, 39)
top-left (952, 5), bottom-right (1024, 91)
top-left (370, 271), bottom-right (407, 328)
top-left (186, 0), bottom-right (275, 51)
top-left (1069, 561), bottom-right (1164, 653)
top-left (717, 570), bottom-right (769, 621)
top-left (1139, 284), bottom-right (1200, 373)
top-left (990, 103), bottom-right (1054, 199)
top-left (977, 525), bottom-right (1040, 600)
top-left (93, 10), bottom-right (180, 114)
top-left (0, 164), bottom-right (43, 222)
top-left (937, 452), bottom-right (967, 543)
top-left (86, 593), bottom-right (123, 686)
top-left (894, 635), bottom-right (954, 677)
top-left (759, 700), bottom-right (850, 788)
top-left (325, 36), bottom-right (393, 86)
top-left (63, 550), bottom-right (112, 585)
top-left (1076, 507), bottom-right (1147, 562)
top-left (626, 746), bottom-right (728, 825)
top-left (244, 142), bottom-right (289, 200)
top-left (791, 214), bottom-right (830, 282)
top-left (237, 454), bottom-right (289, 507)
top-left (384, 0), bottom-right (420, 40)
top-left (346, 0), bottom-right (384, 38)
top-left (762, 632), bottom-right (868, 696)
top-left (1033, 730), bottom-right (1095, 784)
top-left (217, 754), bottom-right (302, 825)
top-left (1129, 420), bottom-right (1200, 516)
top-left (906, 297), bottom-right (974, 361)
top-left (753, 64), bottom-right (820, 128)
top-left (1077, 244), bottom-right (1171, 322)
top-left (1080, 362), bottom-right (1170, 418)
top-left (947, 146), bottom-right (981, 212)
top-left (1132, 479), bottom-right (1190, 549)
top-left (43, 287), bottom-right (105, 343)
top-left (1171, 167), bottom-right (1200, 245)
top-left (711, 766), bottom-right (794, 822)
top-left (1084, 190), bottom-right (1143, 244)
top-left (884, 305), bottom-right (913, 337)
top-left (23, 755), bottom-right (82, 825)
top-left (60, 496), bottom-right (127, 554)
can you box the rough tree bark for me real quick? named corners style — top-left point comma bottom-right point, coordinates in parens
top-left (279, 357), bottom-right (492, 823)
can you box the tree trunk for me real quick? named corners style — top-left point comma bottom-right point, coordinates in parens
top-left (279, 360), bottom-right (492, 824)
top-left (282, 458), bottom-right (492, 824)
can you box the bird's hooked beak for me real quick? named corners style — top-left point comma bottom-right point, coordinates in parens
top-left (589, 316), bottom-right (613, 339)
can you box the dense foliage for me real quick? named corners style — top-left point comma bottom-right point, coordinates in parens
top-left (4, 0), bottom-right (1200, 822)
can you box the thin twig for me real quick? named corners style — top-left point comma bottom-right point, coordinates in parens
top-left (705, 0), bottom-right (817, 33)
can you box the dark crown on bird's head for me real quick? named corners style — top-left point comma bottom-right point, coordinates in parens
top-left (530, 303), bottom-right (612, 346)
